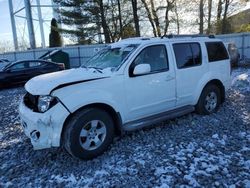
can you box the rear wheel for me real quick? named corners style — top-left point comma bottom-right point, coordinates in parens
top-left (196, 84), bottom-right (221, 115)
top-left (63, 108), bottom-right (114, 160)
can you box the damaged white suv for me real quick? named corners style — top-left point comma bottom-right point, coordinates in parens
top-left (19, 36), bottom-right (231, 159)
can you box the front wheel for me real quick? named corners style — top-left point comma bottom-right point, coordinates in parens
top-left (196, 84), bottom-right (221, 115)
top-left (63, 108), bottom-right (114, 160)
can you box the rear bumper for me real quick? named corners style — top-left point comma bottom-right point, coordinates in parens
top-left (19, 100), bottom-right (70, 150)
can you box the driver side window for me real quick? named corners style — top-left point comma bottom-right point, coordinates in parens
top-left (129, 45), bottom-right (169, 76)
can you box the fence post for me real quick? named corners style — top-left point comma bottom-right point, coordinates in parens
top-left (241, 33), bottom-right (245, 61)
top-left (78, 46), bottom-right (81, 67)
top-left (14, 51), bottom-right (17, 61)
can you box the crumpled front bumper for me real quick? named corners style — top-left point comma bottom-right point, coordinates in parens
top-left (19, 100), bottom-right (70, 150)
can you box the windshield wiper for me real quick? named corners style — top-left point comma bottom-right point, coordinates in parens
top-left (88, 66), bottom-right (103, 73)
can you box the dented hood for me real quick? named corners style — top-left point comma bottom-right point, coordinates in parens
top-left (25, 68), bottom-right (110, 95)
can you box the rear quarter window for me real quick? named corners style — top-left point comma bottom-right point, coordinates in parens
top-left (206, 42), bottom-right (229, 62)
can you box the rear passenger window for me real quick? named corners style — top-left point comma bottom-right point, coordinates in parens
top-left (29, 62), bottom-right (42, 68)
top-left (173, 43), bottom-right (202, 69)
top-left (206, 42), bottom-right (229, 62)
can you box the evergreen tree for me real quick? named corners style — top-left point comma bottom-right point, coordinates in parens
top-left (49, 18), bottom-right (63, 47)
top-left (53, 0), bottom-right (99, 44)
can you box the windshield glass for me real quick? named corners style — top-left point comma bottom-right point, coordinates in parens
top-left (0, 62), bottom-right (11, 71)
top-left (82, 44), bottom-right (138, 70)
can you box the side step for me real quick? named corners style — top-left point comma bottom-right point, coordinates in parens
top-left (122, 105), bottom-right (195, 132)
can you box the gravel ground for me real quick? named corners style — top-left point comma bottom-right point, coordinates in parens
top-left (0, 67), bottom-right (249, 188)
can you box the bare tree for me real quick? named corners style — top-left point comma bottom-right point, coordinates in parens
top-left (221, 0), bottom-right (232, 33)
top-left (173, 1), bottom-right (180, 34)
top-left (131, 0), bottom-right (141, 37)
top-left (117, 0), bottom-right (123, 37)
top-left (216, 0), bottom-right (223, 33)
top-left (150, 0), bottom-right (161, 36)
top-left (207, 0), bottom-right (212, 34)
top-left (164, 0), bottom-right (175, 35)
top-left (141, 0), bottom-right (157, 36)
top-left (199, 0), bottom-right (204, 34)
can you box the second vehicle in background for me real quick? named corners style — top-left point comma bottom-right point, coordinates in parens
top-left (0, 59), bottom-right (65, 88)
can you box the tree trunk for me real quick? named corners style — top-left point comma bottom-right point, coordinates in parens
top-left (164, 0), bottom-right (175, 35)
top-left (216, 0), bottom-right (223, 34)
top-left (150, 0), bottom-right (161, 36)
top-left (199, 0), bottom-right (204, 34)
top-left (207, 0), bottom-right (212, 34)
top-left (174, 1), bottom-right (180, 34)
top-left (221, 0), bottom-right (230, 34)
top-left (117, 0), bottom-right (123, 38)
top-left (99, 0), bottom-right (111, 43)
top-left (141, 0), bottom-right (157, 37)
top-left (131, 0), bottom-right (141, 37)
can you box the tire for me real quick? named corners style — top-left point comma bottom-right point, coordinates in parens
top-left (195, 84), bottom-right (221, 115)
top-left (63, 108), bottom-right (114, 160)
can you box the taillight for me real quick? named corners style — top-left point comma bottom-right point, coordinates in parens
top-left (58, 63), bottom-right (65, 70)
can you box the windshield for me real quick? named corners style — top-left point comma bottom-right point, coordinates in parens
top-left (0, 62), bottom-right (11, 71)
top-left (82, 44), bottom-right (138, 70)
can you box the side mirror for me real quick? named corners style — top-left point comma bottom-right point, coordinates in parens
top-left (133, 64), bottom-right (151, 75)
top-left (5, 69), bottom-right (11, 73)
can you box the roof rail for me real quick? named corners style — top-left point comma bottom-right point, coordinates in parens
top-left (161, 34), bottom-right (215, 39)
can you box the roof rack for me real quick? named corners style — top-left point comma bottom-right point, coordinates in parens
top-left (161, 34), bottom-right (215, 39)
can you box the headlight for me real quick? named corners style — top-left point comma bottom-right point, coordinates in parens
top-left (38, 95), bottom-right (57, 113)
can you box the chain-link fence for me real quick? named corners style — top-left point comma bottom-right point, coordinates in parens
top-left (0, 32), bottom-right (250, 67)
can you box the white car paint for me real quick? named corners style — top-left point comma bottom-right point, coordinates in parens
top-left (19, 36), bottom-right (231, 150)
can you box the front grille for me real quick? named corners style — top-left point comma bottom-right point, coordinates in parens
top-left (23, 92), bottom-right (38, 112)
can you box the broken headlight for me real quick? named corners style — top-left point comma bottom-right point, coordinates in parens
top-left (38, 95), bottom-right (57, 113)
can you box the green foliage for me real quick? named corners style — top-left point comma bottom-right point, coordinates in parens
top-left (53, 0), bottom-right (99, 44)
top-left (122, 24), bottom-right (136, 39)
top-left (49, 18), bottom-right (63, 47)
top-left (237, 23), bottom-right (250, 32)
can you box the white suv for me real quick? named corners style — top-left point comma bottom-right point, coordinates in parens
top-left (19, 36), bottom-right (231, 159)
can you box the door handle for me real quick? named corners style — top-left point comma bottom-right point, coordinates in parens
top-left (165, 75), bottom-right (175, 81)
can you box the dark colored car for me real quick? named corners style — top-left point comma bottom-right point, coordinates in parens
top-left (0, 59), bottom-right (10, 70)
top-left (0, 59), bottom-right (65, 88)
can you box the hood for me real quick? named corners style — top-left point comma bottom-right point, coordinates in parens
top-left (25, 68), bottom-right (111, 95)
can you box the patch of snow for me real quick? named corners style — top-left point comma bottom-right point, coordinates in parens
top-left (232, 69), bottom-right (250, 92)
top-left (184, 174), bottom-right (200, 187)
top-left (239, 131), bottom-right (246, 138)
top-left (243, 179), bottom-right (250, 188)
top-left (205, 165), bottom-right (219, 173)
top-left (52, 174), bottom-right (77, 184)
top-left (94, 169), bottom-right (109, 176)
top-left (212, 134), bottom-right (219, 139)
top-left (241, 146), bottom-right (250, 152)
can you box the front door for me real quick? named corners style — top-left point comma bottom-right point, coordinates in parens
top-left (124, 44), bottom-right (176, 122)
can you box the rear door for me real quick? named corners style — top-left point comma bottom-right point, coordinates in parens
top-left (172, 42), bottom-right (207, 107)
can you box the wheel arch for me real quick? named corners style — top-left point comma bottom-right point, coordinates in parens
top-left (60, 103), bottom-right (122, 145)
top-left (197, 79), bottom-right (225, 104)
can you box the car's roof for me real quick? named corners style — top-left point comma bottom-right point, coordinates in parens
top-left (110, 36), bottom-right (222, 48)
top-left (2, 59), bottom-right (56, 70)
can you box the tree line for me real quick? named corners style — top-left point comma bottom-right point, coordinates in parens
top-left (51, 0), bottom-right (249, 45)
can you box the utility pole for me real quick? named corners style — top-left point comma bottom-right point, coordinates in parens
top-left (8, 0), bottom-right (18, 50)
top-left (24, 0), bottom-right (36, 49)
top-left (36, 0), bottom-right (45, 48)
